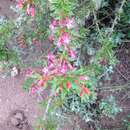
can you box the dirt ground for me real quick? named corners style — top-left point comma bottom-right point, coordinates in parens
top-left (100, 42), bottom-right (130, 130)
top-left (0, 0), bottom-right (16, 19)
top-left (0, 75), bottom-right (43, 130)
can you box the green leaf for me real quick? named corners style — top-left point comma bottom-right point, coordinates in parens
top-left (22, 77), bottom-right (37, 91)
top-left (71, 83), bottom-right (77, 89)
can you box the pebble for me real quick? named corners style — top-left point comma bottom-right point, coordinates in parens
top-left (15, 112), bottom-right (24, 121)
top-left (10, 117), bottom-right (19, 126)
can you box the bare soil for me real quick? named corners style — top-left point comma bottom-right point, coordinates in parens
top-left (100, 42), bottom-right (130, 130)
top-left (0, 0), bottom-right (16, 19)
top-left (0, 74), bottom-right (42, 130)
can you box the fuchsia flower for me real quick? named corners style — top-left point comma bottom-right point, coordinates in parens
top-left (80, 76), bottom-right (89, 81)
top-left (26, 4), bottom-right (30, 15)
top-left (47, 53), bottom-right (55, 68)
top-left (60, 61), bottom-right (68, 74)
top-left (49, 19), bottom-right (59, 31)
top-left (62, 32), bottom-right (71, 44)
top-left (57, 32), bottom-right (70, 47)
top-left (17, 0), bottom-right (35, 17)
top-left (47, 53), bottom-right (55, 63)
top-left (37, 79), bottom-right (44, 87)
top-left (69, 49), bottom-right (76, 58)
top-left (59, 19), bottom-right (66, 27)
top-left (42, 67), bottom-right (49, 74)
top-left (31, 5), bottom-right (35, 17)
top-left (57, 35), bottom-right (64, 47)
top-left (26, 4), bottom-right (35, 17)
top-left (59, 17), bottom-right (75, 29)
top-left (49, 17), bottom-right (74, 33)
top-left (66, 17), bottom-right (75, 29)
top-left (49, 24), bottom-right (55, 31)
top-left (31, 86), bottom-right (39, 94)
top-left (17, 0), bottom-right (23, 9)
top-left (48, 34), bottom-right (54, 42)
top-left (68, 63), bottom-right (74, 70)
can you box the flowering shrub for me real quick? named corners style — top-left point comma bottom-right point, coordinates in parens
top-left (15, 0), bottom-right (129, 129)
top-left (22, 0), bottom-right (95, 102)
top-left (17, 0), bottom-right (35, 17)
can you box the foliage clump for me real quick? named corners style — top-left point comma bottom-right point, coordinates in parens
top-left (0, 0), bottom-right (130, 130)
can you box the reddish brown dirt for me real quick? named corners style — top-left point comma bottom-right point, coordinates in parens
top-left (100, 42), bottom-right (130, 130)
top-left (0, 74), bottom-right (42, 130)
top-left (0, 0), bottom-right (16, 19)
top-left (111, 42), bottom-right (130, 85)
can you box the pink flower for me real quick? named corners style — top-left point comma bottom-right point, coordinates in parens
top-left (66, 17), bottom-right (75, 29)
top-left (17, 0), bottom-right (23, 9)
top-left (42, 67), bottom-right (49, 74)
top-left (47, 53), bottom-right (55, 68)
top-left (52, 19), bottom-right (59, 26)
top-left (51, 68), bottom-right (58, 74)
top-left (48, 34), bottom-right (54, 42)
top-left (37, 79), bottom-right (44, 86)
top-left (49, 24), bottom-right (55, 31)
top-left (62, 32), bottom-right (70, 44)
top-left (68, 63), bottom-right (74, 70)
top-left (69, 49), bottom-right (76, 58)
top-left (57, 32), bottom-right (70, 47)
top-left (25, 4), bottom-right (35, 17)
top-left (26, 4), bottom-right (30, 15)
top-left (57, 36), bottom-right (64, 47)
top-left (49, 19), bottom-right (58, 31)
top-left (31, 5), bottom-right (35, 17)
top-left (31, 86), bottom-right (38, 94)
top-left (60, 61), bottom-right (68, 74)
top-left (59, 17), bottom-right (75, 29)
top-left (80, 76), bottom-right (89, 81)
top-left (59, 19), bottom-right (66, 27)
top-left (47, 53), bottom-right (55, 63)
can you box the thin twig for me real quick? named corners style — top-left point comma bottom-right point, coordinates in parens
top-left (108, 0), bottom-right (126, 36)
top-left (73, 0), bottom-right (90, 11)
top-left (93, 10), bottom-right (103, 40)
top-left (87, 9), bottom-right (115, 29)
top-left (122, 107), bottom-right (130, 110)
top-left (98, 82), bottom-right (130, 91)
top-left (122, 40), bottom-right (130, 43)
top-left (115, 67), bottom-right (129, 82)
top-left (43, 95), bottom-right (53, 121)
top-left (119, 91), bottom-right (130, 103)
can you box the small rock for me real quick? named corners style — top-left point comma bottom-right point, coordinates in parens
top-left (11, 67), bottom-right (19, 77)
top-left (8, 110), bottom-right (28, 129)
top-left (15, 112), bottom-right (24, 121)
top-left (10, 117), bottom-right (19, 126)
